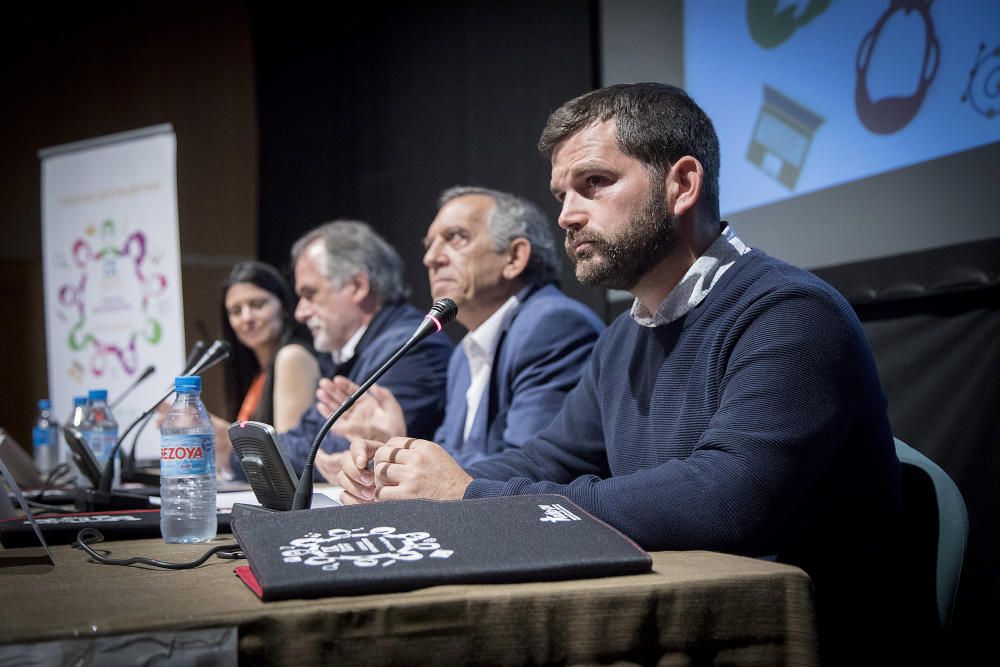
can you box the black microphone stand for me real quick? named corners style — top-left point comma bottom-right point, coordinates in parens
top-left (292, 299), bottom-right (457, 510)
top-left (74, 386), bottom-right (176, 512)
top-left (75, 341), bottom-right (230, 511)
top-left (123, 341), bottom-right (207, 481)
top-left (110, 365), bottom-right (156, 411)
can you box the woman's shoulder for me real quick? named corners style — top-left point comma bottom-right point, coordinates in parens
top-left (274, 341), bottom-right (320, 371)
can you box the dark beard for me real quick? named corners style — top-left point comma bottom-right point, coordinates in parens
top-left (566, 179), bottom-right (676, 290)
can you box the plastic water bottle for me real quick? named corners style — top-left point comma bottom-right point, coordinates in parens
top-left (81, 389), bottom-right (119, 486)
top-left (160, 375), bottom-right (217, 543)
top-left (65, 396), bottom-right (89, 485)
top-left (67, 396), bottom-right (88, 430)
top-left (32, 399), bottom-right (59, 475)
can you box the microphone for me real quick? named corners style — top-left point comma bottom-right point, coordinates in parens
top-left (185, 340), bottom-right (231, 377)
top-left (181, 340), bottom-right (208, 375)
top-left (110, 365), bottom-right (156, 410)
top-left (122, 340), bottom-right (205, 476)
top-left (292, 298), bottom-right (458, 510)
top-left (404, 297), bottom-right (458, 348)
top-left (92, 340), bottom-right (231, 498)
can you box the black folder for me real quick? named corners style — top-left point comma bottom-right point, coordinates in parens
top-left (0, 509), bottom-right (233, 547)
top-left (231, 494), bottom-right (651, 601)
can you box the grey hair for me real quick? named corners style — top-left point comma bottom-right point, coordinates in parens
top-left (438, 186), bottom-right (560, 286)
top-left (290, 220), bottom-right (409, 302)
top-left (538, 82), bottom-right (721, 221)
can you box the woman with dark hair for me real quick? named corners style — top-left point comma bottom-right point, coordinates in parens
top-left (214, 261), bottom-right (320, 476)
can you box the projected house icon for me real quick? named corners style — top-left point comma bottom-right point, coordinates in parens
top-left (747, 85), bottom-right (824, 190)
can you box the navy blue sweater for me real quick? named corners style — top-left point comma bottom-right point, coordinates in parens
top-left (465, 249), bottom-right (901, 572)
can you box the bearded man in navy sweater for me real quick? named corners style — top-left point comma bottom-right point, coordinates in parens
top-left (339, 83), bottom-right (905, 660)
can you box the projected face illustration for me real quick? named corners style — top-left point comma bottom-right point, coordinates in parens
top-left (855, 0), bottom-right (939, 135)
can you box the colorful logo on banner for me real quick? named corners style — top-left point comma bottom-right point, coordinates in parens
top-left (56, 218), bottom-right (168, 377)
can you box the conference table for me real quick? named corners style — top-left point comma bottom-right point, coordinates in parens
top-left (0, 536), bottom-right (818, 665)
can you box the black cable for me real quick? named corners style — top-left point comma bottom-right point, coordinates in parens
top-left (41, 462), bottom-right (72, 491)
top-left (34, 462), bottom-right (76, 506)
top-left (100, 389), bottom-right (174, 492)
top-left (26, 499), bottom-right (78, 514)
top-left (124, 410), bottom-right (156, 478)
top-left (72, 528), bottom-right (243, 569)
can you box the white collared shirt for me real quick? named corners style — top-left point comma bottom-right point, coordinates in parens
top-left (631, 224), bottom-right (751, 328)
top-left (330, 324), bottom-right (368, 366)
top-left (462, 295), bottom-right (520, 440)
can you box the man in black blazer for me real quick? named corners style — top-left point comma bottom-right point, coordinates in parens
top-left (259, 220), bottom-right (453, 480)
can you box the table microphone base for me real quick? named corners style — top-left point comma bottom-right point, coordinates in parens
top-left (74, 488), bottom-right (158, 512)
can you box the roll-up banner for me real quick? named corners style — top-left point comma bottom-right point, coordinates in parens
top-left (39, 125), bottom-right (186, 462)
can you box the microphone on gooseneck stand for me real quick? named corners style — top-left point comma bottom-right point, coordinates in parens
top-left (100, 340), bottom-right (230, 491)
top-left (78, 341), bottom-right (231, 511)
top-left (181, 340), bottom-right (208, 375)
top-left (123, 339), bottom-right (209, 477)
top-left (110, 365), bottom-right (156, 410)
top-left (292, 298), bottom-right (458, 511)
top-left (184, 340), bottom-right (231, 377)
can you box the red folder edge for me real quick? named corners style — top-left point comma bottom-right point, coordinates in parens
top-left (235, 564), bottom-right (265, 599)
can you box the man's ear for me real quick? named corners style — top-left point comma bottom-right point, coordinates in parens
top-left (501, 238), bottom-right (532, 281)
top-left (347, 272), bottom-right (371, 304)
top-left (667, 156), bottom-right (704, 218)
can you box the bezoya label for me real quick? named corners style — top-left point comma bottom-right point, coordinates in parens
top-left (161, 433), bottom-right (215, 476)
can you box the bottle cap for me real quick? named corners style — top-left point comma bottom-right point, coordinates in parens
top-left (174, 375), bottom-right (202, 392)
top-left (38, 399), bottom-right (51, 410)
top-left (73, 396), bottom-right (87, 406)
top-left (87, 389), bottom-right (108, 401)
